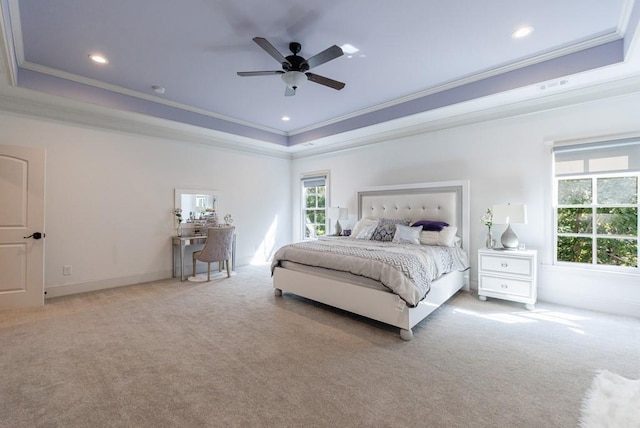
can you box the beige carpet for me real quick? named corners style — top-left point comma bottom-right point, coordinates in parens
top-left (1, 264), bottom-right (639, 427)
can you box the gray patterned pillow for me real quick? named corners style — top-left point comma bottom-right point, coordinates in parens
top-left (370, 218), bottom-right (411, 241)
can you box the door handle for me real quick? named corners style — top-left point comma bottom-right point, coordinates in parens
top-left (23, 232), bottom-right (45, 239)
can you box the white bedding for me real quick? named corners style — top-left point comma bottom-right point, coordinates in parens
top-left (271, 238), bottom-right (469, 307)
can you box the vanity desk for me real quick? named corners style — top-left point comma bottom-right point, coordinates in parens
top-left (172, 232), bottom-right (236, 281)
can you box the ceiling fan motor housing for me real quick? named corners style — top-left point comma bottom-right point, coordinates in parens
top-left (283, 54), bottom-right (309, 72)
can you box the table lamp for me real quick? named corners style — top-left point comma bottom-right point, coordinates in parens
top-left (327, 207), bottom-right (348, 236)
top-left (492, 203), bottom-right (527, 250)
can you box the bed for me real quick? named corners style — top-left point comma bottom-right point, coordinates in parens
top-left (271, 180), bottom-right (470, 341)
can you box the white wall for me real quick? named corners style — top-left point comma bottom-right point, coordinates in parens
top-left (0, 112), bottom-right (291, 297)
top-left (292, 91), bottom-right (640, 318)
top-left (3, 89), bottom-right (638, 317)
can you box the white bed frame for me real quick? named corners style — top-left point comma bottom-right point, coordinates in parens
top-left (273, 180), bottom-right (470, 341)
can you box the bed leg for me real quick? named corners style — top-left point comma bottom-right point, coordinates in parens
top-left (400, 328), bottom-right (413, 341)
top-left (274, 288), bottom-right (282, 297)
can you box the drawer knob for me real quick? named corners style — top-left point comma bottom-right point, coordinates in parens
top-left (501, 262), bottom-right (508, 268)
top-left (501, 284), bottom-right (508, 289)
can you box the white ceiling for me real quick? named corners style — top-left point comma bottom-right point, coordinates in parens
top-left (1, 0), bottom-right (639, 153)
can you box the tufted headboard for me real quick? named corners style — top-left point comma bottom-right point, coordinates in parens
top-left (357, 180), bottom-right (470, 251)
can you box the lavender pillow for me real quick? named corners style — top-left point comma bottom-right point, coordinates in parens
top-left (410, 220), bottom-right (449, 232)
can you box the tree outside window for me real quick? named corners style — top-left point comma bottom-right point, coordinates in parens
top-left (301, 174), bottom-right (328, 239)
top-left (556, 175), bottom-right (638, 268)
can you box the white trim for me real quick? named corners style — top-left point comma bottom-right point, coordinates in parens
top-left (553, 171), bottom-right (639, 272)
top-left (0, 89), bottom-right (293, 159)
top-left (18, 60), bottom-right (288, 137)
top-left (550, 132), bottom-right (640, 149)
top-left (45, 270), bottom-right (171, 298)
top-left (0, 0), bottom-right (19, 86)
top-left (617, 0), bottom-right (636, 36)
top-left (300, 171), bottom-right (330, 240)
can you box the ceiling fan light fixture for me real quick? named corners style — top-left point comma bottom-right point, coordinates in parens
top-left (281, 71), bottom-right (306, 89)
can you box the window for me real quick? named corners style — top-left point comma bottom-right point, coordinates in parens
top-left (554, 138), bottom-right (639, 269)
top-left (301, 173), bottom-right (328, 239)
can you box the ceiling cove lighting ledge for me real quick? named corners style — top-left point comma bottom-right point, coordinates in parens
top-left (290, 73), bottom-right (640, 159)
top-left (0, 83), bottom-right (292, 159)
top-left (17, 60), bottom-right (287, 136)
top-left (288, 39), bottom-right (624, 146)
top-left (287, 33), bottom-right (624, 137)
top-left (16, 67), bottom-right (288, 146)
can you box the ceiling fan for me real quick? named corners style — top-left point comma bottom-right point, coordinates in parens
top-left (237, 37), bottom-right (345, 96)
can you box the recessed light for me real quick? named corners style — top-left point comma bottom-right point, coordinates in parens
top-left (88, 53), bottom-right (108, 64)
top-left (340, 43), bottom-right (359, 54)
top-left (512, 26), bottom-right (534, 39)
top-left (281, 116), bottom-right (291, 122)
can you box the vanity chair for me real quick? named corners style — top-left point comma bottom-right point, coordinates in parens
top-left (192, 226), bottom-right (235, 281)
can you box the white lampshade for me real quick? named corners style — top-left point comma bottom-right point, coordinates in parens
top-left (492, 204), bottom-right (527, 225)
top-left (327, 207), bottom-right (348, 220)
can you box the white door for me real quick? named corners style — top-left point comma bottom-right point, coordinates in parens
top-left (0, 145), bottom-right (46, 309)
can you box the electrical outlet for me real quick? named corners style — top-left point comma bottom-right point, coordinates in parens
top-left (63, 265), bottom-right (72, 275)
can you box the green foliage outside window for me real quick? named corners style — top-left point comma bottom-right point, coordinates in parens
top-left (557, 208), bottom-right (592, 234)
top-left (556, 175), bottom-right (638, 268)
top-left (557, 236), bottom-right (592, 263)
top-left (597, 238), bottom-right (637, 267)
top-left (303, 184), bottom-right (326, 238)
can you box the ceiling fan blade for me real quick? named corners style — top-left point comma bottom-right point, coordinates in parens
top-left (237, 71), bottom-right (284, 77)
top-left (252, 37), bottom-right (291, 67)
top-left (306, 73), bottom-right (345, 90)
top-left (284, 86), bottom-right (296, 97)
top-left (303, 45), bottom-right (343, 69)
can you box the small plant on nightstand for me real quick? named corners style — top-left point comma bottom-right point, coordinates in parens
top-left (480, 208), bottom-right (494, 249)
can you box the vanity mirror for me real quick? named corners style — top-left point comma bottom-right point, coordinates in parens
top-left (174, 188), bottom-right (219, 234)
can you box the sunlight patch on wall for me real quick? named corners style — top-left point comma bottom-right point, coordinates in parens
top-left (251, 216), bottom-right (278, 265)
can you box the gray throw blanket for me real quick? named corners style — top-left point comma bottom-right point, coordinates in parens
top-left (271, 238), bottom-right (469, 307)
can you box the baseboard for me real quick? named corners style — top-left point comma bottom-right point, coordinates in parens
top-left (45, 270), bottom-right (173, 298)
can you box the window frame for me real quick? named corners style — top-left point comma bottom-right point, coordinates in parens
top-left (300, 171), bottom-right (330, 240)
top-left (553, 171), bottom-right (639, 272)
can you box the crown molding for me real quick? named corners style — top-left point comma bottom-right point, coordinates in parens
top-left (0, 84), bottom-right (293, 159)
top-left (288, 32), bottom-right (623, 137)
top-left (290, 72), bottom-right (640, 159)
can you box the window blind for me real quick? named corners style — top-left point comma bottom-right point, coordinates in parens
top-left (553, 137), bottom-right (640, 176)
top-left (301, 175), bottom-right (326, 188)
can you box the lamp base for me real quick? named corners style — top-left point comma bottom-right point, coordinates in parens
top-left (334, 220), bottom-right (342, 236)
top-left (500, 224), bottom-right (519, 250)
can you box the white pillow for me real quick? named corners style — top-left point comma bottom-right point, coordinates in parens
top-left (419, 226), bottom-right (458, 247)
top-left (354, 223), bottom-right (377, 239)
top-left (350, 218), bottom-right (378, 240)
top-left (392, 224), bottom-right (422, 245)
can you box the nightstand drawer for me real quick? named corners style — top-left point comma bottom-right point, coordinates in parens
top-left (480, 275), bottom-right (532, 298)
top-left (479, 254), bottom-right (532, 276)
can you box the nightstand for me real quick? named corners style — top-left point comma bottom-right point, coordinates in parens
top-left (477, 248), bottom-right (538, 310)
